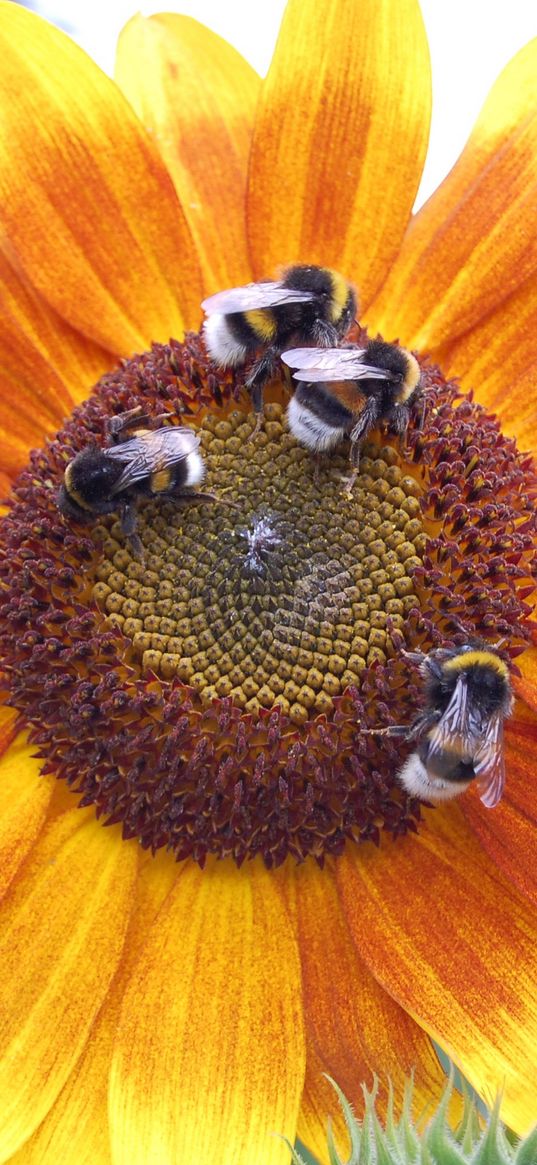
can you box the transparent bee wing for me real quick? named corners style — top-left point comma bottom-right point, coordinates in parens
top-left (281, 347), bottom-right (391, 383)
top-left (292, 365), bottom-right (391, 383)
top-left (473, 713), bottom-right (506, 808)
top-left (107, 427), bottom-right (200, 493)
top-left (282, 347), bottom-right (368, 368)
top-left (201, 283), bottom-right (316, 315)
top-left (426, 676), bottom-right (472, 759)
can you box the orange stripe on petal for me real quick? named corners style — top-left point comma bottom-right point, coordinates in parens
top-left (369, 39), bottom-right (537, 350)
top-left (110, 860), bottom-right (305, 1165)
top-left (436, 272), bottom-right (537, 453)
top-left (0, 706), bottom-right (18, 758)
top-left (0, 734), bottom-right (53, 900)
top-left (336, 807), bottom-right (537, 1136)
top-left (0, 249), bottom-right (113, 475)
top-left (0, 812), bottom-right (137, 1161)
top-left (8, 855), bottom-right (179, 1165)
top-left (463, 720), bottom-right (537, 910)
top-left (293, 861), bottom-right (455, 1162)
top-left (514, 646), bottom-right (537, 714)
top-left (116, 14), bottom-right (260, 294)
top-left (0, 4), bottom-right (202, 357)
top-left (247, 0), bottom-right (431, 308)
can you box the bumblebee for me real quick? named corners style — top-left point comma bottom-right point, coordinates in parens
top-left (57, 408), bottom-right (208, 556)
top-left (367, 642), bottom-right (513, 808)
top-left (201, 264), bottom-right (357, 423)
top-left (281, 340), bottom-right (421, 488)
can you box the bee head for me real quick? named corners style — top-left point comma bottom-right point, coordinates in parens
top-left (59, 447), bottom-right (121, 517)
top-left (366, 341), bottom-right (421, 404)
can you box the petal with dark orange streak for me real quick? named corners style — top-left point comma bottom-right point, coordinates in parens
top-left (0, 248), bottom-right (113, 476)
top-left (0, 734), bottom-right (53, 900)
top-left (435, 272), bottom-right (537, 454)
top-left (247, 0), bottom-right (431, 309)
top-left (8, 854), bottom-right (179, 1165)
top-left (0, 706), bottom-right (18, 758)
top-left (462, 719), bottom-right (537, 910)
top-left (292, 861), bottom-right (457, 1164)
top-left (336, 805), bottom-right (537, 1136)
top-left (368, 39), bottom-right (537, 351)
top-left (116, 14), bottom-right (260, 294)
top-left (514, 645), bottom-right (537, 715)
top-left (109, 860), bottom-right (305, 1165)
top-left (0, 3), bottom-right (202, 357)
top-left (0, 811), bottom-right (137, 1162)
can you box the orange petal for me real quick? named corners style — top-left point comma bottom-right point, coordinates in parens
top-left (368, 38), bottom-right (537, 350)
top-left (8, 853), bottom-right (179, 1165)
top-left (247, 0), bottom-right (431, 309)
top-left (0, 248), bottom-right (113, 476)
top-left (462, 719), bottom-right (537, 910)
top-left (0, 734), bottom-right (53, 900)
top-left (0, 4), bottom-right (203, 357)
top-left (514, 645), bottom-right (537, 715)
top-left (0, 706), bottom-right (18, 758)
top-left (0, 811), bottom-right (137, 1161)
top-left (335, 806), bottom-right (537, 1135)
top-left (293, 861), bottom-right (456, 1162)
top-left (110, 860), bottom-right (305, 1165)
top-left (115, 14), bottom-right (260, 294)
top-left (435, 271), bottom-right (537, 453)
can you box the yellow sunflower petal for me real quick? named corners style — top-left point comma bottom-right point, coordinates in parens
top-left (293, 860), bottom-right (456, 1163)
top-left (247, 0), bottom-right (431, 309)
top-left (115, 14), bottom-right (260, 294)
top-left (0, 248), bottom-right (113, 474)
top-left (336, 805), bottom-right (537, 1135)
top-left (368, 38), bottom-right (537, 350)
top-left (0, 3), bottom-right (202, 356)
top-left (0, 811), bottom-right (137, 1161)
top-left (8, 855), bottom-right (179, 1165)
top-left (110, 860), bottom-right (305, 1165)
top-left (462, 721), bottom-right (537, 910)
top-left (0, 734), bottom-right (53, 900)
top-left (435, 271), bottom-right (537, 453)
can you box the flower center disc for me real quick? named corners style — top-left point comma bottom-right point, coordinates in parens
top-left (95, 403), bottom-right (423, 725)
top-left (1, 334), bottom-right (536, 866)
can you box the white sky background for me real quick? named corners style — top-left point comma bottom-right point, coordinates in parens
top-left (19, 0), bottom-right (537, 211)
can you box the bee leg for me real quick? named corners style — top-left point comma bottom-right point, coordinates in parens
top-left (246, 348), bottom-right (279, 438)
top-left (343, 399), bottom-right (380, 492)
top-left (120, 503), bottom-right (144, 559)
top-left (362, 710), bottom-right (436, 741)
top-left (344, 434), bottom-right (368, 493)
top-left (311, 319), bottom-right (339, 347)
top-left (106, 407), bottom-right (145, 444)
top-left (387, 404), bottom-right (410, 437)
top-left (399, 649), bottom-right (427, 666)
top-left (361, 724), bottom-right (410, 738)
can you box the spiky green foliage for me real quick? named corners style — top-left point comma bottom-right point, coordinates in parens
top-left (285, 1076), bottom-right (537, 1165)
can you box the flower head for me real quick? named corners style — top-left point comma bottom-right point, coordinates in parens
top-left (0, 2), bottom-right (536, 1163)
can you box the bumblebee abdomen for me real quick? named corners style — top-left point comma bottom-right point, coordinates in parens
top-left (202, 313), bottom-right (251, 366)
top-left (421, 739), bottom-right (476, 784)
top-left (287, 382), bottom-right (351, 452)
top-left (150, 467), bottom-right (174, 495)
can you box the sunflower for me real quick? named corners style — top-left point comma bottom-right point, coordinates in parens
top-left (0, 2), bottom-right (536, 1163)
